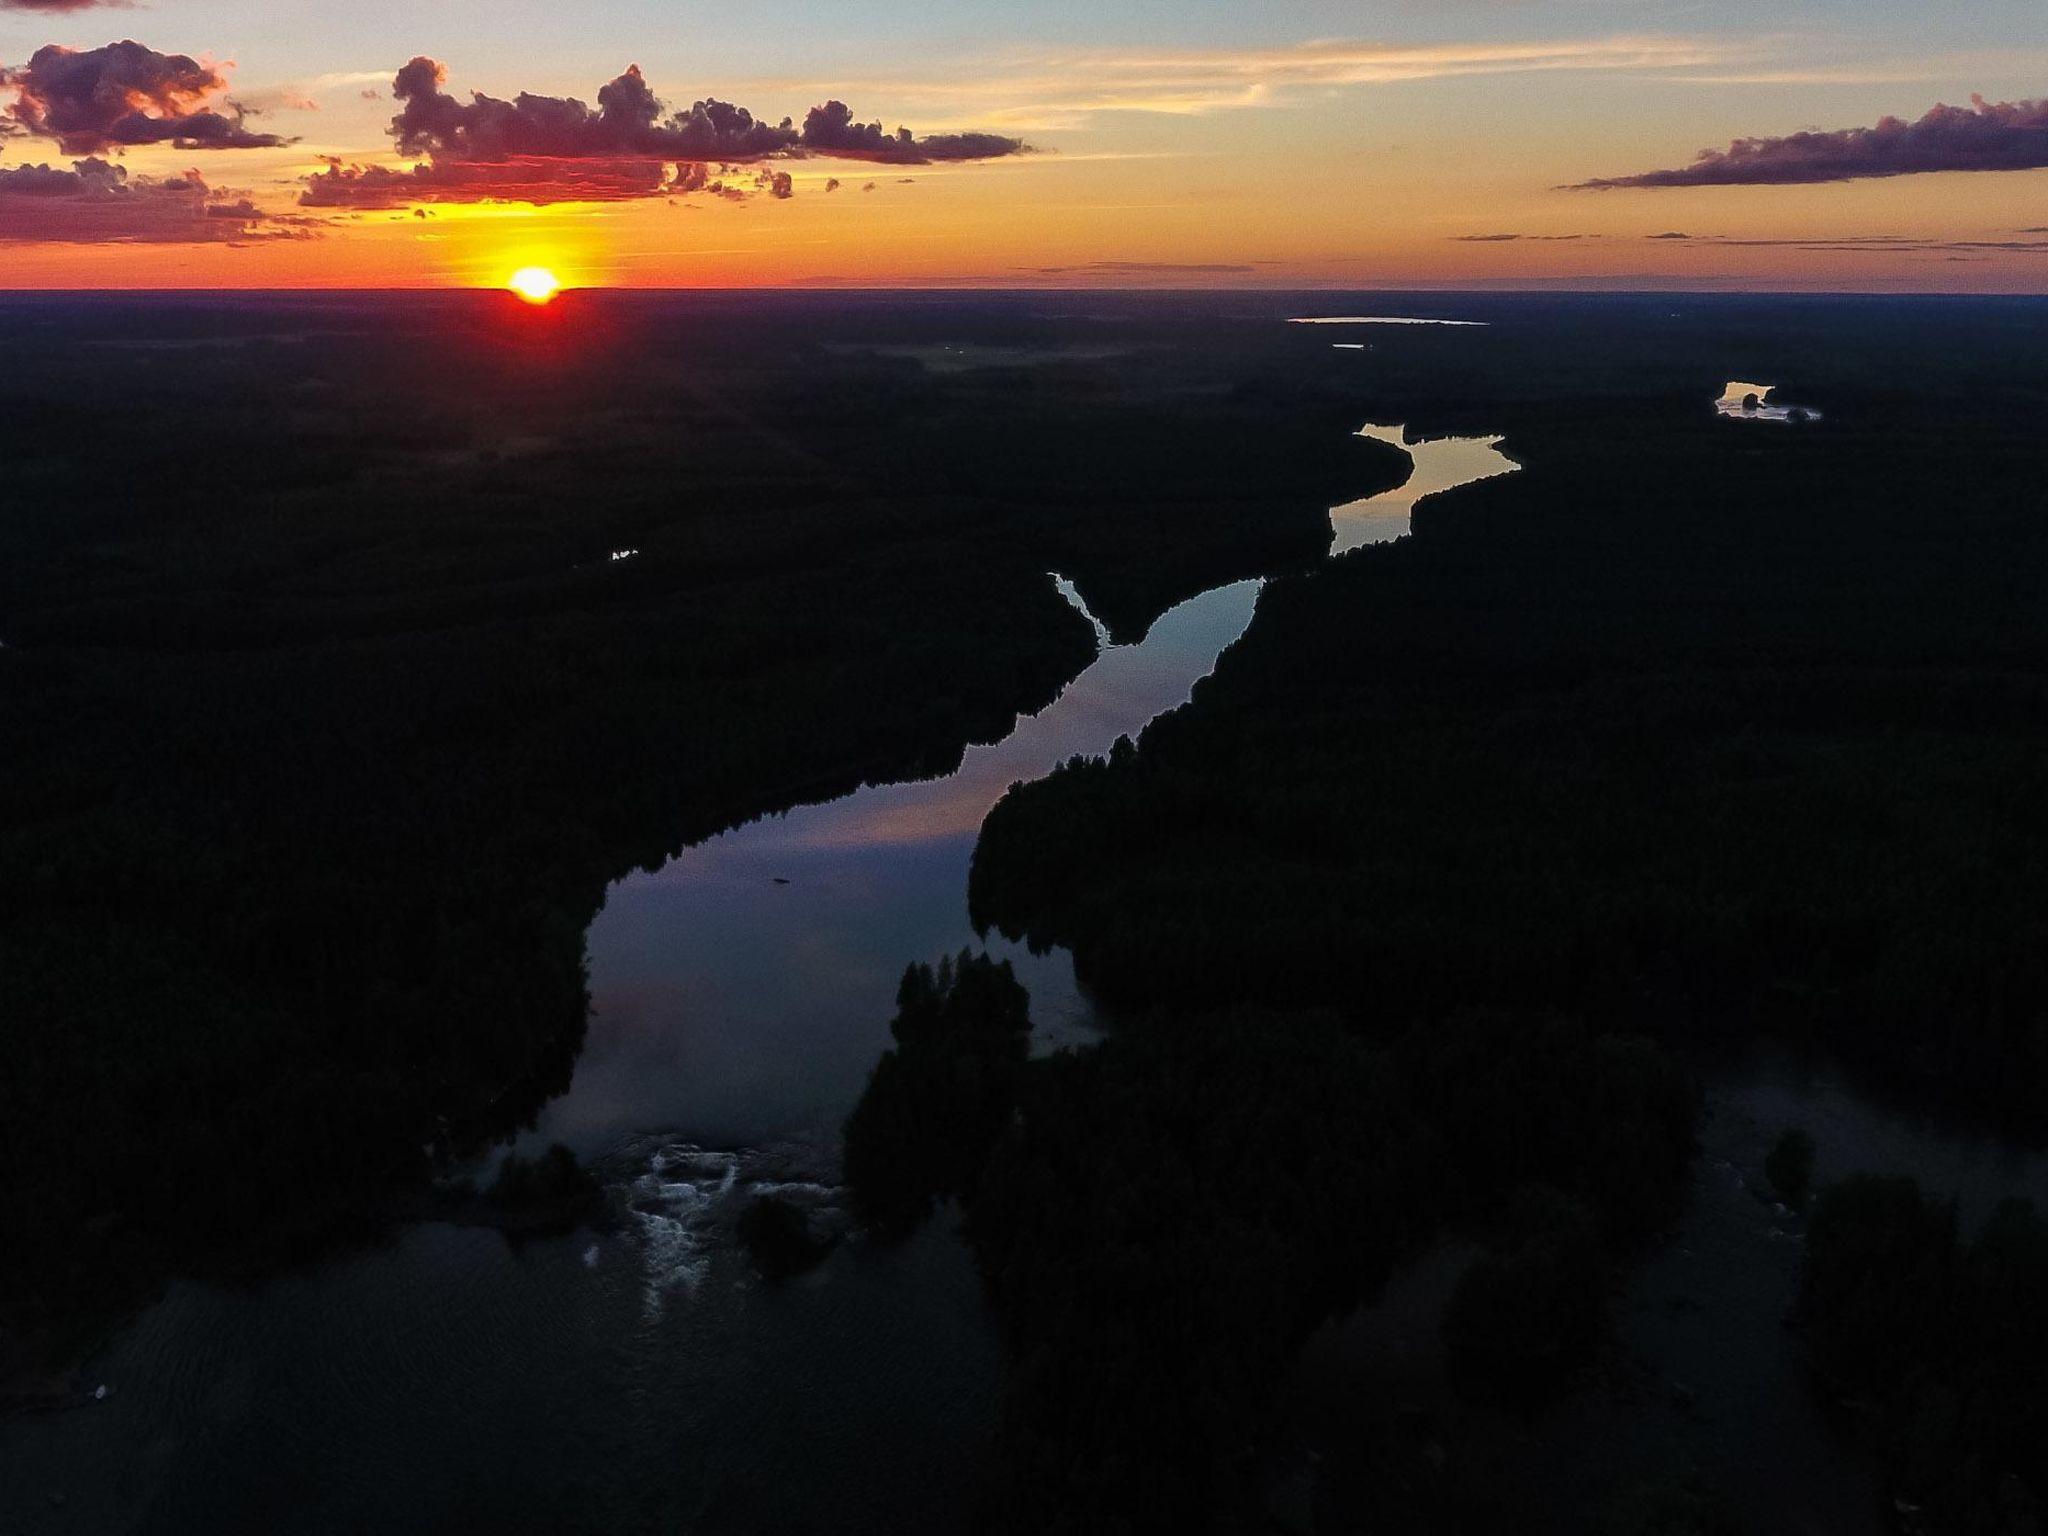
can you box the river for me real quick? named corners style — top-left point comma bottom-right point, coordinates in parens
top-left (0, 422), bottom-right (1508, 1534)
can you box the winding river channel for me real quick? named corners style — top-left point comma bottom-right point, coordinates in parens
top-left (0, 421), bottom-right (1512, 1534)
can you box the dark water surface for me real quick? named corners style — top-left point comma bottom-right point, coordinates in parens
top-left (1288, 1044), bottom-right (2048, 1532)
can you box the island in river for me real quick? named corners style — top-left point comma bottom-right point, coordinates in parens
top-left (4, 291), bottom-right (2048, 1534)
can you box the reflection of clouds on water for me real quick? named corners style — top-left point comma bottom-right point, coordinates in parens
top-left (557, 405), bottom-right (1515, 1208)
top-left (552, 575), bottom-right (1271, 1153)
top-left (631, 1147), bottom-right (736, 1314)
top-left (619, 1139), bottom-right (844, 1317)
top-left (732, 578), bottom-right (1263, 856)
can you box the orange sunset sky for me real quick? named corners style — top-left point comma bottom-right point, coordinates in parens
top-left (2, 0), bottom-right (2046, 290)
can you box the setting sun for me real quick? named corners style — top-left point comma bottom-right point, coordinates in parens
top-left (507, 267), bottom-right (562, 304)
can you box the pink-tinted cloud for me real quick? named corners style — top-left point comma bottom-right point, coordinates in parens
top-left (300, 154), bottom-right (669, 207)
top-left (301, 57), bottom-right (1028, 208)
top-left (0, 0), bottom-right (131, 10)
top-left (1576, 95), bottom-right (2048, 188)
top-left (1, 40), bottom-right (289, 154)
top-left (386, 58), bottom-right (798, 164)
top-left (0, 156), bottom-right (315, 242)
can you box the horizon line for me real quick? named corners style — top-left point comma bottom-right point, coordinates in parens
top-left (1, 284), bottom-right (2045, 299)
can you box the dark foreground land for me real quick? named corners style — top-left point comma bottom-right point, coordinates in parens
top-left (0, 289), bottom-right (1403, 1374)
top-left (5, 291), bottom-right (2048, 1533)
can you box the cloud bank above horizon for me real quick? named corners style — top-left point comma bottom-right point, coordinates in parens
top-left (1, 8), bottom-right (2045, 287)
top-left (298, 56), bottom-right (1029, 208)
top-left (1577, 95), bottom-right (2048, 188)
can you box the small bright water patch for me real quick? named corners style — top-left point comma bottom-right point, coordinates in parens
top-left (1716, 381), bottom-right (1821, 423)
top-left (1289, 316), bottom-right (1488, 327)
top-left (1329, 425), bottom-right (1519, 555)
top-left (1052, 573), bottom-right (1111, 649)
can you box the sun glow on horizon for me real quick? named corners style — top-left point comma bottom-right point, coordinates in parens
top-left (508, 267), bottom-right (563, 304)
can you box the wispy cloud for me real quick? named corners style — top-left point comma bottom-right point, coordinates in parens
top-left (306, 70), bottom-right (396, 90)
top-left (749, 35), bottom-right (1766, 129)
top-left (1678, 233), bottom-right (2048, 254)
top-left (1017, 260), bottom-right (1272, 275)
top-left (1673, 54), bottom-right (2048, 86)
top-left (1453, 230), bottom-right (2048, 258)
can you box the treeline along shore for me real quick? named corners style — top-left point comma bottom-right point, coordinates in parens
top-left (895, 296), bottom-right (2048, 1529)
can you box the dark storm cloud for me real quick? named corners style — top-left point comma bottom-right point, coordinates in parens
top-left (0, 155), bottom-right (314, 242)
top-left (796, 99), bottom-right (1025, 165)
top-left (301, 58), bottom-right (1029, 209)
top-left (1574, 95), bottom-right (2048, 188)
top-left (1, 40), bottom-right (290, 153)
